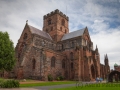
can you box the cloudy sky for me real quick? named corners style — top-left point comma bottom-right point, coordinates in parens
top-left (0, 0), bottom-right (120, 69)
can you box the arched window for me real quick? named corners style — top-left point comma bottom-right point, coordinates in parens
top-left (18, 53), bottom-right (20, 58)
top-left (41, 40), bottom-right (45, 47)
top-left (70, 52), bottom-right (74, 60)
top-left (51, 56), bottom-right (56, 67)
top-left (32, 59), bottom-right (36, 69)
top-left (71, 41), bottom-right (74, 48)
top-left (62, 59), bottom-right (65, 68)
top-left (62, 44), bottom-right (64, 50)
top-left (71, 62), bottom-right (73, 69)
top-left (48, 19), bottom-right (51, 25)
top-left (51, 27), bottom-right (53, 31)
top-left (60, 27), bottom-right (62, 31)
top-left (61, 19), bottom-right (65, 26)
top-left (23, 33), bottom-right (27, 40)
top-left (86, 40), bottom-right (87, 45)
top-left (20, 42), bottom-right (26, 52)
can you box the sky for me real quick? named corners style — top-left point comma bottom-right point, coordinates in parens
top-left (0, 0), bottom-right (120, 69)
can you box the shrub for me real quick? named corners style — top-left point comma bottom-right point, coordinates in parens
top-left (59, 76), bottom-right (64, 80)
top-left (0, 79), bottom-right (19, 88)
top-left (48, 74), bottom-right (53, 81)
top-left (56, 77), bottom-right (60, 81)
top-left (56, 76), bottom-right (64, 81)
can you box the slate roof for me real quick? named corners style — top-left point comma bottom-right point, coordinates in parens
top-left (28, 25), bottom-right (52, 40)
top-left (61, 27), bottom-right (86, 41)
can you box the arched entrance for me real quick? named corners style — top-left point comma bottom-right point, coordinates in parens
top-left (108, 71), bottom-right (120, 82)
top-left (91, 65), bottom-right (95, 79)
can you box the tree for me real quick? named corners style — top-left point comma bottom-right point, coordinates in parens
top-left (0, 31), bottom-right (15, 72)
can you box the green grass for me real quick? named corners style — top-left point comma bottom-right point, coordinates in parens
top-left (20, 81), bottom-right (76, 87)
top-left (1, 78), bottom-right (75, 88)
top-left (0, 78), bottom-right (5, 84)
top-left (52, 83), bottom-right (120, 90)
top-left (0, 77), bottom-right (13, 81)
top-left (19, 79), bottom-right (38, 82)
top-left (0, 78), bottom-right (4, 81)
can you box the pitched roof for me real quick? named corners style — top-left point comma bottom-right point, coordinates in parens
top-left (61, 27), bottom-right (86, 41)
top-left (28, 25), bottom-right (52, 40)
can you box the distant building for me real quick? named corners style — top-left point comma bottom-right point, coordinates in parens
top-left (107, 63), bottom-right (120, 82)
top-left (100, 54), bottom-right (110, 79)
top-left (5, 9), bottom-right (110, 81)
top-left (114, 63), bottom-right (120, 72)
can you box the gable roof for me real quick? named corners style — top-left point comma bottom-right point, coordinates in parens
top-left (61, 27), bottom-right (86, 41)
top-left (28, 25), bottom-right (52, 40)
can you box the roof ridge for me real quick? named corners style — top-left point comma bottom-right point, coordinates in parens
top-left (61, 27), bottom-right (86, 41)
top-left (69, 27), bottom-right (86, 34)
top-left (28, 24), bottom-right (52, 40)
top-left (28, 24), bottom-right (42, 31)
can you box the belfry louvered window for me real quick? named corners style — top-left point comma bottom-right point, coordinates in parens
top-left (70, 52), bottom-right (74, 60)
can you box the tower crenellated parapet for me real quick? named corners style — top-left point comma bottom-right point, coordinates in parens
top-left (43, 9), bottom-right (69, 21)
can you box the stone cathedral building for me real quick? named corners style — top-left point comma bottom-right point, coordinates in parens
top-left (13, 9), bottom-right (110, 81)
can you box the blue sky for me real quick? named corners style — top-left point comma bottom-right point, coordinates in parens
top-left (0, 0), bottom-right (120, 69)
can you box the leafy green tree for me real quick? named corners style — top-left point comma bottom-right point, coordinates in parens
top-left (0, 31), bottom-right (15, 72)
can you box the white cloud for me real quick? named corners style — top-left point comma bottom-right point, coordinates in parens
top-left (91, 26), bottom-right (120, 69)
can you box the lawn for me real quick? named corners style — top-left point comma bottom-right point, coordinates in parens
top-left (52, 83), bottom-right (120, 90)
top-left (20, 81), bottom-right (76, 87)
top-left (0, 78), bottom-right (75, 88)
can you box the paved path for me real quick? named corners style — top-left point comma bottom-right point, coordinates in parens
top-left (0, 81), bottom-right (106, 90)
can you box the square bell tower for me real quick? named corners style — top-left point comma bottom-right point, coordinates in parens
top-left (43, 9), bottom-right (69, 42)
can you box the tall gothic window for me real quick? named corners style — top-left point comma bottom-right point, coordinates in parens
top-left (18, 53), bottom-right (20, 62)
top-left (70, 52), bottom-right (74, 60)
top-left (62, 59), bottom-right (65, 68)
top-left (51, 27), bottom-right (53, 31)
top-left (61, 19), bottom-right (65, 26)
top-left (60, 27), bottom-right (62, 31)
top-left (20, 42), bottom-right (26, 52)
top-left (32, 59), bottom-right (36, 69)
top-left (18, 53), bottom-right (20, 58)
top-left (62, 44), bottom-right (64, 50)
top-left (71, 62), bottom-right (73, 69)
top-left (86, 40), bottom-right (87, 45)
top-left (51, 56), bottom-right (56, 67)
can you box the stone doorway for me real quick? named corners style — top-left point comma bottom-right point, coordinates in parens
top-left (91, 65), bottom-right (95, 79)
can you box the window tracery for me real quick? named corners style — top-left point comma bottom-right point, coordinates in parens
top-left (51, 56), bottom-right (56, 67)
top-left (32, 59), bottom-right (36, 69)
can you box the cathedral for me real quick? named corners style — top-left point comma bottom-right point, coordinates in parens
top-left (13, 9), bottom-right (110, 81)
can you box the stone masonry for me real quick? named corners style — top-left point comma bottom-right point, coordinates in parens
top-left (12, 9), bottom-right (110, 81)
